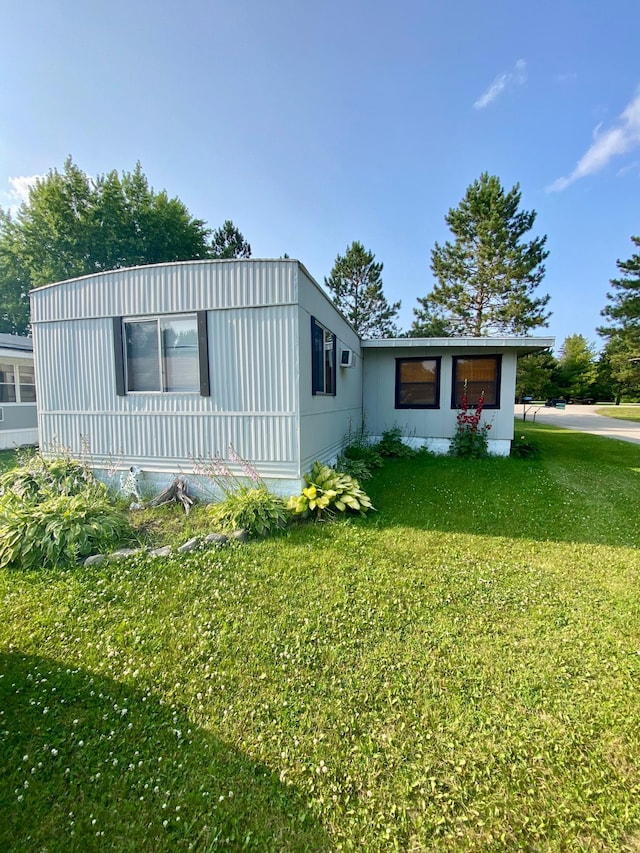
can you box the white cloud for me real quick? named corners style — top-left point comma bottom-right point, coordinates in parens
top-left (473, 59), bottom-right (527, 110)
top-left (548, 89), bottom-right (640, 192)
top-left (0, 174), bottom-right (44, 212)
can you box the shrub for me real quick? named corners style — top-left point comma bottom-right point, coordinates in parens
top-left (208, 486), bottom-right (290, 537)
top-left (288, 462), bottom-right (374, 520)
top-left (0, 452), bottom-right (101, 502)
top-left (511, 434), bottom-right (541, 459)
top-left (0, 492), bottom-right (134, 570)
top-left (449, 391), bottom-right (492, 459)
top-left (375, 426), bottom-right (417, 459)
top-left (335, 455), bottom-right (374, 482)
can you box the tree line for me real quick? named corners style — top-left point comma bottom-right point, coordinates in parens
top-left (2, 158), bottom-right (639, 401)
top-left (0, 158), bottom-right (251, 335)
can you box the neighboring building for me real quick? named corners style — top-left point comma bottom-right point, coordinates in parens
top-left (30, 259), bottom-right (552, 496)
top-left (0, 334), bottom-right (38, 450)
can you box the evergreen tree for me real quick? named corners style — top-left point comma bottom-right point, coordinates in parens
top-left (555, 334), bottom-right (598, 400)
top-left (209, 220), bottom-right (251, 259)
top-left (325, 241), bottom-right (400, 339)
top-left (515, 351), bottom-right (557, 401)
top-left (419, 173), bottom-right (550, 335)
top-left (408, 301), bottom-right (452, 337)
top-left (598, 235), bottom-right (640, 400)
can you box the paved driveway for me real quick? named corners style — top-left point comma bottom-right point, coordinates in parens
top-left (516, 404), bottom-right (640, 446)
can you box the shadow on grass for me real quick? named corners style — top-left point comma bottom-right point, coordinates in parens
top-left (364, 423), bottom-right (640, 548)
top-left (0, 651), bottom-right (330, 852)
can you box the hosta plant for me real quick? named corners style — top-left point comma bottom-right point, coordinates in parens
top-left (288, 462), bottom-right (374, 520)
top-left (0, 492), bottom-right (134, 570)
top-left (208, 486), bottom-right (290, 537)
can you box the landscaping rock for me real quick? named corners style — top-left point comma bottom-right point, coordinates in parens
top-left (230, 529), bottom-right (249, 543)
top-left (178, 537), bottom-right (200, 553)
top-left (204, 532), bottom-right (229, 546)
top-left (84, 554), bottom-right (106, 567)
top-left (149, 545), bottom-right (172, 558)
top-left (110, 548), bottom-right (144, 561)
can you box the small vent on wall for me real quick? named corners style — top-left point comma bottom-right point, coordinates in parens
top-left (340, 349), bottom-right (356, 368)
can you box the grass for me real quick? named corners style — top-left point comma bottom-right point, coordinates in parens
top-left (596, 405), bottom-right (640, 423)
top-left (2, 424), bottom-right (640, 850)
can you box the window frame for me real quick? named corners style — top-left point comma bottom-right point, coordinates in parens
top-left (0, 362), bottom-right (17, 403)
top-left (0, 361), bottom-right (36, 404)
top-left (311, 316), bottom-right (337, 396)
top-left (451, 354), bottom-right (502, 409)
top-left (115, 311), bottom-right (210, 396)
top-left (395, 356), bottom-right (441, 409)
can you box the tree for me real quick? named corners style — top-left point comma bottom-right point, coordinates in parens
top-left (598, 235), bottom-right (640, 401)
top-left (325, 241), bottom-right (400, 339)
top-left (0, 158), bottom-right (215, 332)
top-left (515, 351), bottom-right (558, 401)
top-left (209, 220), bottom-right (251, 259)
top-left (407, 300), bottom-right (453, 337)
top-left (555, 334), bottom-right (598, 400)
top-left (418, 173), bottom-right (550, 335)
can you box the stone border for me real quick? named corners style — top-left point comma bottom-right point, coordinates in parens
top-left (83, 529), bottom-right (248, 567)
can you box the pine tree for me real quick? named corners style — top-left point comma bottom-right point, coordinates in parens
top-left (209, 220), bottom-right (251, 259)
top-left (419, 173), bottom-right (550, 335)
top-left (325, 241), bottom-right (400, 339)
top-left (598, 234), bottom-right (640, 400)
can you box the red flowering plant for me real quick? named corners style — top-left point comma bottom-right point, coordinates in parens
top-left (449, 385), bottom-right (492, 458)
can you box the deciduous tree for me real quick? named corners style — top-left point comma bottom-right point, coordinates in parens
top-left (0, 158), bottom-right (238, 332)
top-left (325, 241), bottom-right (400, 339)
top-left (418, 173), bottom-right (550, 335)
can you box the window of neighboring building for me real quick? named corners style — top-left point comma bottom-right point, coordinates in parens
top-left (311, 317), bottom-right (336, 395)
top-left (0, 363), bottom-right (16, 402)
top-left (395, 357), bottom-right (441, 408)
top-left (18, 365), bottom-right (36, 403)
top-left (451, 355), bottom-right (501, 408)
top-left (124, 314), bottom-right (200, 393)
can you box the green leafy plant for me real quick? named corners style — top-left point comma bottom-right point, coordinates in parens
top-left (207, 485), bottom-right (290, 537)
top-left (0, 492), bottom-right (134, 570)
top-left (0, 451), bottom-right (101, 502)
top-left (511, 434), bottom-right (541, 459)
top-left (288, 462), bottom-right (374, 519)
top-left (375, 426), bottom-right (417, 459)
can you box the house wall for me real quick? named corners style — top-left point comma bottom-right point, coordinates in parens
top-left (296, 267), bottom-right (363, 475)
top-left (0, 346), bottom-right (38, 449)
top-left (31, 260), bottom-right (304, 494)
top-left (362, 345), bottom-right (518, 455)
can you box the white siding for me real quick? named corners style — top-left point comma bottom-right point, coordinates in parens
top-left (296, 267), bottom-right (363, 474)
top-left (32, 262), bottom-right (301, 480)
top-left (31, 259), bottom-right (298, 323)
top-left (363, 345), bottom-right (519, 447)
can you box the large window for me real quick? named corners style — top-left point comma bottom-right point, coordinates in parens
top-left (395, 357), bottom-right (441, 408)
top-left (124, 315), bottom-right (200, 393)
top-left (311, 317), bottom-right (336, 396)
top-left (0, 363), bottom-right (36, 403)
top-left (452, 355), bottom-right (501, 408)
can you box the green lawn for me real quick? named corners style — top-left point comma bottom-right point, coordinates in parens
top-left (596, 405), bottom-right (640, 423)
top-left (2, 424), bottom-right (640, 851)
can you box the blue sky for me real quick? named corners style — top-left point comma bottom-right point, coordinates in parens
top-left (2, 0), bottom-right (639, 350)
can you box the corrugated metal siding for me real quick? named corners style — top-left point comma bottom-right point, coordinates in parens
top-left (31, 260), bottom-right (298, 322)
top-left (39, 412), bottom-right (298, 469)
top-left (34, 266), bottom-right (302, 474)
